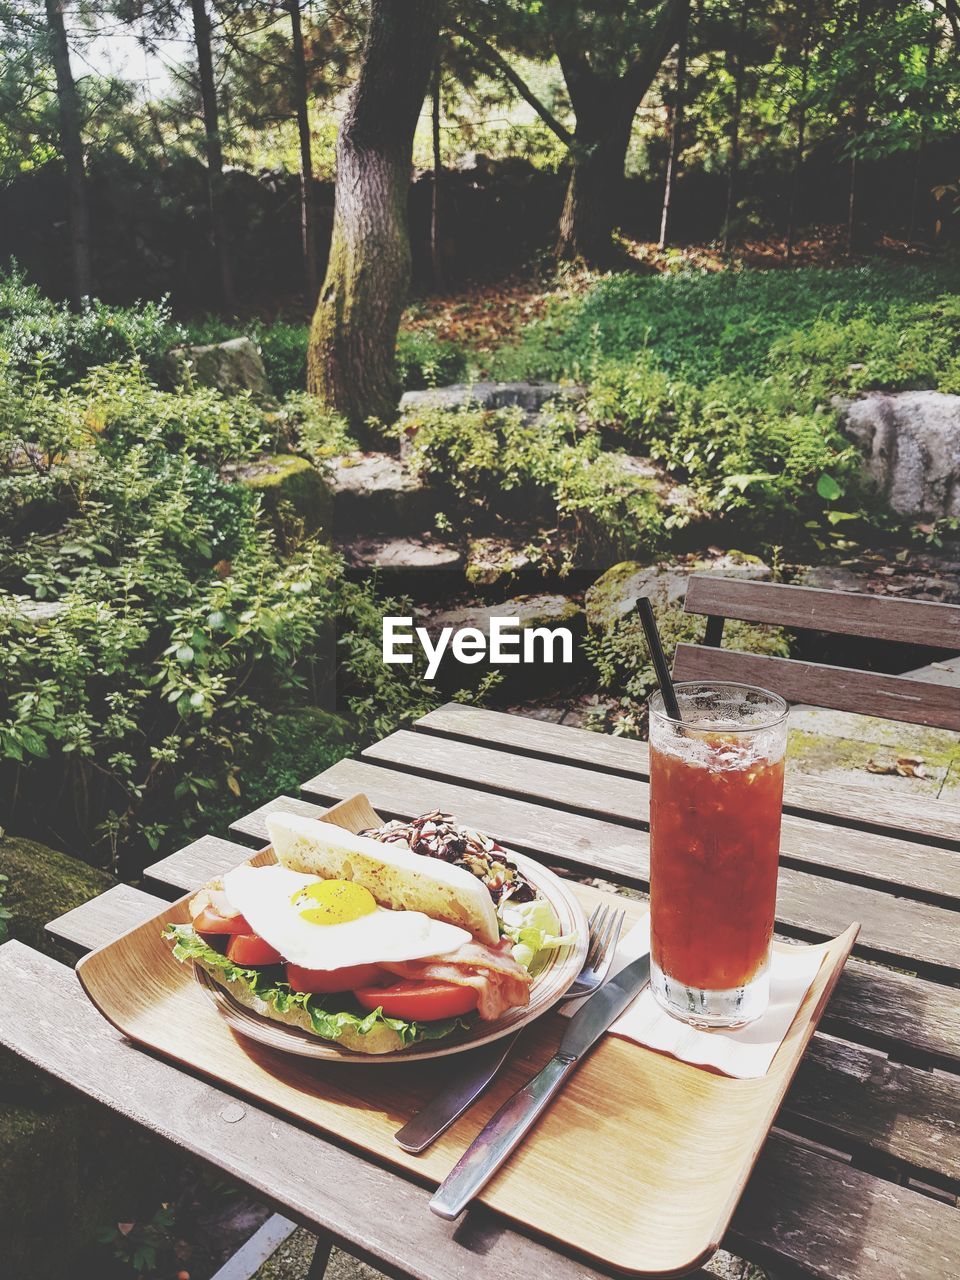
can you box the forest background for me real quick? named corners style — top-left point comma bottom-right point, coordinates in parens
top-left (3, 0), bottom-right (960, 878)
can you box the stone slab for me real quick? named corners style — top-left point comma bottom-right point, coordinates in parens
top-left (336, 536), bottom-right (464, 571)
top-left (399, 381), bottom-right (584, 416)
top-left (327, 452), bottom-right (434, 534)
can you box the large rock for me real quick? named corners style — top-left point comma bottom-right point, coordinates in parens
top-left (326, 451), bottom-right (434, 533)
top-left (465, 537), bottom-right (537, 588)
top-left (425, 593), bottom-right (586, 691)
top-left (231, 454), bottom-right (331, 542)
top-left (399, 381), bottom-right (584, 417)
top-left (337, 534), bottom-right (464, 572)
top-left (841, 390), bottom-right (960, 519)
top-left (585, 552), bottom-right (770, 632)
top-left (166, 336), bottom-right (274, 401)
top-left (0, 834), bottom-right (112, 966)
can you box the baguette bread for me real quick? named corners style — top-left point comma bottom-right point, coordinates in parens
top-left (266, 811), bottom-right (500, 945)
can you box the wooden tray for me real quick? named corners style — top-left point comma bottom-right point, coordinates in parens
top-left (77, 795), bottom-right (859, 1277)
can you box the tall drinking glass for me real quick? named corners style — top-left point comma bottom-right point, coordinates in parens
top-left (648, 682), bottom-right (788, 1028)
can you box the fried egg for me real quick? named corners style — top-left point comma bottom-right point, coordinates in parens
top-left (221, 864), bottom-right (470, 970)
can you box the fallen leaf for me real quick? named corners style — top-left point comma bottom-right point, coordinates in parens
top-left (865, 759), bottom-right (898, 774)
top-left (895, 756), bottom-right (927, 778)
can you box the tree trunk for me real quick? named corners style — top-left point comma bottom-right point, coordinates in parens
top-left (307, 0), bottom-right (439, 430)
top-left (430, 60), bottom-right (443, 289)
top-left (44, 0), bottom-right (91, 305)
top-left (659, 0), bottom-right (690, 250)
top-left (190, 0), bottom-right (233, 306)
top-left (907, 11), bottom-right (939, 245)
top-left (556, 100), bottom-right (633, 264)
top-left (846, 0), bottom-right (869, 254)
top-left (785, 0), bottom-right (811, 264)
top-left (287, 0), bottom-right (318, 304)
top-left (722, 0), bottom-right (749, 252)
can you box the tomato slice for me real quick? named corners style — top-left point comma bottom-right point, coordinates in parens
top-left (354, 980), bottom-right (478, 1021)
top-left (227, 933), bottom-right (283, 966)
top-left (194, 905), bottom-right (251, 936)
top-left (286, 962), bottom-right (385, 994)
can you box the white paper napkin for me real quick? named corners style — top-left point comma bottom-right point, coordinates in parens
top-left (561, 911), bottom-right (826, 1079)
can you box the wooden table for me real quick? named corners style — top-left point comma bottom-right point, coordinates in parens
top-left (3, 702), bottom-right (959, 1279)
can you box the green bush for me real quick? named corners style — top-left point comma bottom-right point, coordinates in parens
top-left (0, 359), bottom-right (440, 872)
top-left (0, 264), bottom-right (182, 386)
top-left (769, 294), bottom-right (960, 399)
top-left (400, 402), bottom-right (665, 557)
top-left (396, 328), bottom-right (470, 389)
top-left (586, 358), bottom-right (863, 532)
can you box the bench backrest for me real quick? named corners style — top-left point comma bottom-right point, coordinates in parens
top-left (674, 576), bottom-right (960, 731)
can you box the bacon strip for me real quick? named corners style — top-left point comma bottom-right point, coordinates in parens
top-left (382, 939), bottom-right (532, 1021)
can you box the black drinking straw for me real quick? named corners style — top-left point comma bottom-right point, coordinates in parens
top-left (635, 595), bottom-right (683, 724)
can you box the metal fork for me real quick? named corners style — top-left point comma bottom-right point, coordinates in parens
top-left (394, 902), bottom-right (626, 1153)
top-left (562, 903), bottom-right (627, 1002)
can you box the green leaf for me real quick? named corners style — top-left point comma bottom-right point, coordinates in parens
top-left (175, 645), bottom-right (194, 666)
top-left (816, 473), bottom-right (843, 501)
top-left (163, 925), bottom-right (467, 1049)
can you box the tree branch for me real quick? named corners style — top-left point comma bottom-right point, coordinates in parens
top-left (622, 0), bottom-right (687, 107)
top-left (448, 19), bottom-right (574, 146)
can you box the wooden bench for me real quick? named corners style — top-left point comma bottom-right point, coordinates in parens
top-left (673, 575), bottom-right (960, 731)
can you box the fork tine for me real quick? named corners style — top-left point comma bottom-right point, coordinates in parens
top-left (593, 906), bottom-right (619, 968)
top-left (602, 910), bottom-right (626, 970)
top-left (585, 905), bottom-right (609, 969)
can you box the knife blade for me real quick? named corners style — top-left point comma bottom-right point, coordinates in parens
top-left (429, 952), bottom-right (651, 1220)
top-left (395, 1031), bottom-right (522, 1153)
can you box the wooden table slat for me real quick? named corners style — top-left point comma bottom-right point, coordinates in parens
top-left (229, 793), bottom-right (327, 845)
top-left (353, 734), bottom-right (960, 973)
top-left (45, 883), bottom-right (161, 953)
top-left (415, 702), bottom-right (960, 849)
top-left (303, 758), bottom-right (960, 1069)
top-left (143, 834), bottom-right (255, 894)
top-left (5, 942), bottom-right (958, 1280)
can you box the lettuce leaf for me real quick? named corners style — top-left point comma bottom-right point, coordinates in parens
top-left (498, 896), bottom-right (575, 974)
top-left (164, 924), bottom-right (465, 1048)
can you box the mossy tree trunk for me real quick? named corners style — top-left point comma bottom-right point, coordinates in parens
top-left (307, 0), bottom-right (439, 432)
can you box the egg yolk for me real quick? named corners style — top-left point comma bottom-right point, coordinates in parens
top-left (293, 879), bottom-right (378, 926)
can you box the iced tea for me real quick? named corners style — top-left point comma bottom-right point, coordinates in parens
top-left (648, 683), bottom-right (788, 1027)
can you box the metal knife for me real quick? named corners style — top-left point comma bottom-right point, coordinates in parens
top-left (395, 1031), bottom-right (522, 1154)
top-left (429, 952), bottom-right (651, 1220)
